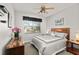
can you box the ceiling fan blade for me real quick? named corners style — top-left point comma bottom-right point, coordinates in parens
top-left (45, 8), bottom-right (54, 10)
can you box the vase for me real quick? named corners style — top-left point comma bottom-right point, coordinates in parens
top-left (14, 32), bottom-right (19, 40)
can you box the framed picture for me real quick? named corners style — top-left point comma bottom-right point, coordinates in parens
top-left (55, 17), bottom-right (64, 26)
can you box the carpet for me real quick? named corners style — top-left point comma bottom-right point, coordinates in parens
top-left (24, 42), bottom-right (73, 55)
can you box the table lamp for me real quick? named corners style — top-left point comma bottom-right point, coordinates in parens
top-left (76, 33), bottom-right (79, 42)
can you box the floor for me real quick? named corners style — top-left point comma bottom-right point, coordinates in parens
top-left (25, 42), bottom-right (39, 55)
top-left (57, 50), bottom-right (73, 55)
top-left (24, 42), bottom-right (73, 55)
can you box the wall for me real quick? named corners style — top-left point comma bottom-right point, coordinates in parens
top-left (46, 4), bottom-right (79, 39)
top-left (14, 11), bottom-right (47, 42)
top-left (0, 3), bottom-right (14, 54)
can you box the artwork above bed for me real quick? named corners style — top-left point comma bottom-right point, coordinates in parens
top-left (55, 17), bottom-right (64, 26)
top-left (51, 28), bottom-right (70, 40)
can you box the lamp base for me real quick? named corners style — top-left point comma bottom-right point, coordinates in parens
top-left (76, 40), bottom-right (79, 42)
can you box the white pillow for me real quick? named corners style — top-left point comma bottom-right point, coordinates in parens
top-left (55, 32), bottom-right (67, 38)
top-left (50, 32), bottom-right (55, 36)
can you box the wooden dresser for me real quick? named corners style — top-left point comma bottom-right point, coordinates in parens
top-left (3, 38), bottom-right (24, 55)
top-left (4, 45), bottom-right (24, 55)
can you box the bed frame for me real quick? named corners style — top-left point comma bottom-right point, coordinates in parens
top-left (51, 28), bottom-right (70, 40)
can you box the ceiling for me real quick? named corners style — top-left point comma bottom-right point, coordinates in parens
top-left (12, 3), bottom-right (75, 17)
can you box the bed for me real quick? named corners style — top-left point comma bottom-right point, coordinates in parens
top-left (32, 28), bottom-right (70, 55)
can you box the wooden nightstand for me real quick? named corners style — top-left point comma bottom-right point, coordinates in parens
top-left (66, 40), bottom-right (79, 55)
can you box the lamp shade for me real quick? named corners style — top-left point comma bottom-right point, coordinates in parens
top-left (76, 33), bottom-right (79, 40)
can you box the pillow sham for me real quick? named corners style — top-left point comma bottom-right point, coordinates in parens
top-left (55, 32), bottom-right (67, 38)
top-left (50, 32), bottom-right (55, 36)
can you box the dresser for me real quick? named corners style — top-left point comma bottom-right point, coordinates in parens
top-left (3, 38), bottom-right (24, 55)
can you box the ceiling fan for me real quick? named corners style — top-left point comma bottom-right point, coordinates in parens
top-left (39, 4), bottom-right (54, 13)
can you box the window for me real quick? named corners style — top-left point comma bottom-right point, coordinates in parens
top-left (23, 16), bottom-right (42, 33)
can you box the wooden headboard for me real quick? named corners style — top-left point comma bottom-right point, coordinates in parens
top-left (51, 28), bottom-right (70, 40)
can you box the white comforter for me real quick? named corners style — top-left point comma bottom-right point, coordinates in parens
top-left (32, 34), bottom-right (67, 55)
top-left (34, 34), bottom-right (63, 43)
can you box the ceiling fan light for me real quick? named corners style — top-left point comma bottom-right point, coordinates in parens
top-left (39, 4), bottom-right (54, 14)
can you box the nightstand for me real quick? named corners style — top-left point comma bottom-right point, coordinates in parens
top-left (66, 40), bottom-right (79, 55)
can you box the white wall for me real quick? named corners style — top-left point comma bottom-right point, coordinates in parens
top-left (14, 11), bottom-right (46, 42)
top-left (46, 4), bottom-right (79, 39)
top-left (0, 3), bottom-right (14, 54)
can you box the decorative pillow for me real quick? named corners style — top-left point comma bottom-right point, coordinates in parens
top-left (50, 32), bottom-right (55, 36)
top-left (55, 32), bottom-right (67, 38)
